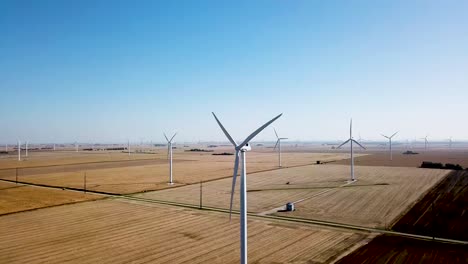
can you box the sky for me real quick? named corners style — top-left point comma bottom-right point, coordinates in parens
top-left (1, 1), bottom-right (467, 144)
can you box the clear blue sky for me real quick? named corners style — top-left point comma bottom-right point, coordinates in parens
top-left (1, 1), bottom-right (467, 144)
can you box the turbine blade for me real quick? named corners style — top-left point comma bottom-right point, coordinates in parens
top-left (352, 139), bottom-right (366, 150)
top-left (350, 119), bottom-right (353, 138)
top-left (390, 131), bottom-right (399, 138)
top-left (170, 132), bottom-right (178, 143)
top-left (239, 113), bottom-right (282, 148)
top-left (212, 112), bottom-right (237, 146)
top-left (167, 145), bottom-right (170, 159)
top-left (381, 134), bottom-right (389, 139)
top-left (337, 139), bottom-right (351, 149)
top-left (280, 138), bottom-right (288, 140)
top-left (273, 128), bottom-right (279, 139)
top-left (229, 150), bottom-right (240, 221)
top-left (163, 133), bottom-right (169, 142)
top-left (274, 139), bottom-right (280, 150)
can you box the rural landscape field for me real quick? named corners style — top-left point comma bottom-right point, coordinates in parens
top-left (1, 143), bottom-right (467, 263)
top-left (2, 1), bottom-right (467, 263)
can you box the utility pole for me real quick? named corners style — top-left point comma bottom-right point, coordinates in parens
top-left (84, 172), bottom-right (87, 193)
top-left (199, 180), bottom-right (203, 209)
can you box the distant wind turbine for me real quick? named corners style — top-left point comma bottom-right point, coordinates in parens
top-left (337, 119), bottom-right (366, 182)
top-left (164, 132), bottom-right (177, 184)
top-left (17, 140), bottom-right (21, 161)
top-left (273, 128), bottom-right (288, 168)
top-left (212, 112), bottom-right (282, 264)
top-left (25, 141), bottom-right (28, 157)
top-left (420, 136), bottom-right (429, 150)
top-left (448, 137), bottom-right (453, 149)
top-left (381, 131), bottom-right (398, 161)
top-left (127, 139), bottom-right (131, 156)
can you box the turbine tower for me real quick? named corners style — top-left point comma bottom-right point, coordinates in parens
top-left (381, 131), bottom-right (398, 161)
top-left (164, 132), bottom-right (177, 184)
top-left (17, 140), bottom-right (21, 161)
top-left (212, 112), bottom-right (282, 264)
top-left (25, 141), bottom-right (28, 157)
top-left (127, 139), bottom-right (131, 156)
top-left (337, 119), bottom-right (366, 182)
top-left (75, 142), bottom-right (79, 152)
top-left (273, 128), bottom-right (288, 168)
top-left (420, 136), bottom-right (429, 150)
top-left (449, 137), bottom-right (453, 149)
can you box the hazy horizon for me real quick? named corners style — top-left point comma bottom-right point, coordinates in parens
top-left (2, 1), bottom-right (467, 143)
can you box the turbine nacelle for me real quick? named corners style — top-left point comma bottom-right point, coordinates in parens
top-left (240, 144), bottom-right (251, 152)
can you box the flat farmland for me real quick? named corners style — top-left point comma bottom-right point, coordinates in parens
top-left (0, 181), bottom-right (100, 215)
top-left (0, 151), bottom-right (164, 169)
top-left (392, 170), bottom-right (468, 241)
top-left (0, 151), bottom-right (355, 194)
top-left (135, 164), bottom-right (447, 229)
top-left (0, 198), bottom-right (371, 264)
top-left (335, 235), bottom-right (468, 264)
top-left (332, 149), bottom-right (468, 168)
top-left (274, 165), bottom-right (448, 228)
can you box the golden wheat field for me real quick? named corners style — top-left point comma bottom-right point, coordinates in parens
top-left (0, 198), bottom-right (371, 264)
top-left (0, 150), bottom-right (357, 194)
top-left (135, 164), bottom-right (448, 228)
top-left (0, 181), bottom-right (100, 215)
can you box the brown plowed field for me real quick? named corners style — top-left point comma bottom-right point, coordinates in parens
top-left (335, 235), bottom-right (468, 264)
top-left (0, 181), bottom-right (100, 215)
top-left (392, 170), bottom-right (468, 241)
top-left (0, 151), bottom-right (355, 194)
top-left (136, 164), bottom-right (447, 228)
top-left (0, 199), bottom-right (370, 264)
top-left (332, 150), bottom-right (468, 168)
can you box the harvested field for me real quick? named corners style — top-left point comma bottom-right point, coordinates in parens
top-left (274, 165), bottom-right (448, 228)
top-left (332, 150), bottom-right (468, 168)
top-left (0, 151), bottom-right (355, 194)
top-left (335, 235), bottom-right (468, 264)
top-left (0, 198), bottom-right (371, 264)
top-left (0, 151), bottom-right (164, 169)
top-left (0, 181), bottom-right (100, 215)
top-left (392, 170), bottom-right (468, 241)
top-left (135, 164), bottom-right (447, 228)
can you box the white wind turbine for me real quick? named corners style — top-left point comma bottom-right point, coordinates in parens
top-left (337, 119), bottom-right (366, 182)
top-left (212, 112), bottom-right (282, 264)
top-left (164, 132), bottom-right (177, 185)
top-left (127, 139), bottom-right (131, 156)
top-left (420, 135), bottom-right (429, 150)
top-left (448, 137), bottom-right (453, 149)
top-left (273, 128), bottom-right (288, 168)
top-left (17, 140), bottom-right (21, 161)
top-left (381, 131), bottom-right (398, 161)
top-left (25, 141), bottom-right (28, 157)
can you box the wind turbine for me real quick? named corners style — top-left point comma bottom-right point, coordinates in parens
top-left (53, 143), bottom-right (56, 151)
top-left (75, 142), bottom-right (79, 152)
top-left (381, 131), bottom-right (398, 161)
top-left (273, 128), bottom-right (288, 168)
top-left (17, 140), bottom-right (21, 161)
top-left (337, 119), bottom-right (366, 182)
top-left (127, 139), bottom-right (131, 156)
top-left (164, 132), bottom-right (177, 185)
top-left (212, 112), bottom-right (282, 264)
top-left (448, 137), bottom-right (453, 149)
top-left (420, 136), bottom-right (429, 150)
top-left (25, 141), bottom-right (28, 157)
